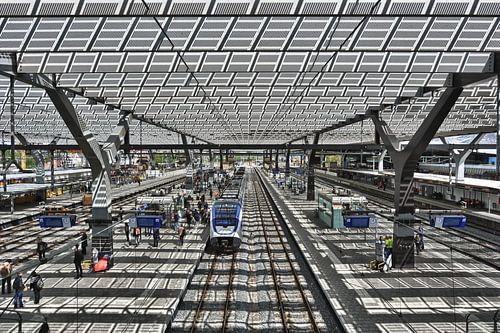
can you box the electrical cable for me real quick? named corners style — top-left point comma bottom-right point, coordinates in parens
top-left (139, 0), bottom-right (241, 143)
top-left (259, 0), bottom-right (383, 142)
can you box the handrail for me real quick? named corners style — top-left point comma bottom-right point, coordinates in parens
top-left (2, 309), bottom-right (22, 333)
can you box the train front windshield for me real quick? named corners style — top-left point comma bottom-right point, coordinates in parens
top-left (213, 202), bottom-right (239, 226)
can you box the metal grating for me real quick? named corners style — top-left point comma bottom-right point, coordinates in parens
top-left (476, 1), bottom-right (500, 14)
top-left (433, 2), bottom-right (470, 15)
top-left (81, 2), bottom-right (118, 15)
top-left (169, 2), bottom-right (205, 15)
top-left (345, 1), bottom-right (380, 14)
top-left (301, 1), bottom-right (337, 14)
top-left (128, 2), bottom-right (162, 15)
top-left (388, 2), bottom-right (425, 15)
top-left (0, 3), bottom-right (30, 15)
top-left (257, 2), bottom-right (294, 15)
top-left (38, 2), bottom-right (74, 15)
top-left (214, 2), bottom-right (249, 15)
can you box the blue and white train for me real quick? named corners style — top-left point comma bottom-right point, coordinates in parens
top-left (209, 167), bottom-right (246, 250)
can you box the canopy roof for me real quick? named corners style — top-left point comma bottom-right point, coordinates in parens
top-left (0, 0), bottom-right (498, 145)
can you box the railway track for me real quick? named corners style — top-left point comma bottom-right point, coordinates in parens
top-left (316, 176), bottom-right (500, 271)
top-left (172, 169), bottom-right (330, 332)
top-left (0, 176), bottom-right (183, 264)
top-left (190, 251), bottom-right (237, 333)
top-left (253, 172), bottom-right (321, 333)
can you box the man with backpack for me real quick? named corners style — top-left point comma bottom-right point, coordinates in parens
top-left (29, 271), bottom-right (43, 304)
top-left (13, 272), bottom-right (26, 308)
top-left (1, 259), bottom-right (12, 294)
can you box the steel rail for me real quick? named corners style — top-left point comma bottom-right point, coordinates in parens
top-left (253, 172), bottom-right (320, 333)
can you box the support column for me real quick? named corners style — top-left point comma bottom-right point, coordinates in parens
top-left (148, 149), bottom-right (156, 169)
top-left (180, 134), bottom-right (191, 165)
top-left (50, 149), bottom-right (55, 191)
top-left (269, 149), bottom-right (273, 170)
top-left (46, 88), bottom-right (130, 258)
top-left (274, 149), bottom-right (279, 171)
top-left (219, 149), bottom-right (223, 171)
top-left (208, 149), bottom-right (214, 183)
top-left (2, 149), bottom-right (6, 193)
top-left (497, 73), bottom-right (500, 180)
top-left (378, 149), bottom-right (387, 173)
top-left (306, 133), bottom-right (320, 201)
top-left (371, 87), bottom-right (463, 268)
top-left (285, 147), bottom-right (290, 188)
top-left (441, 133), bottom-right (485, 182)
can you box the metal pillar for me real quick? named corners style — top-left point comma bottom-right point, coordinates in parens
top-left (371, 87), bottom-right (463, 269)
top-left (219, 149), bottom-right (223, 171)
top-left (274, 149), bottom-right (279, 171)
top-left (50, 149), bottom-right (55, 191)
top-left (306, 133), bottom-right (320, 201)
top-left (2, 148), bottom-right (6, 193)
top-left (496, 73), bottom-right (500, 180)
top-left (46, 88), bottom-right (130, 258)
top-left (285, 147), bottom-right (291, 187)
top-left (148, 149), bottom-right (156, 169)
top-left (180, 134), bottom-right (191, 165)
top-left (378, 149), bottom-right (387, 173)
top-left (442, 133), bottom-right (485, 182)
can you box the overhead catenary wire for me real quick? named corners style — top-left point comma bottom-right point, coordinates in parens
top-left (255, 0), bottom-right (355, 142)
top-left (257, 0), bottom-right (383, 143)
top-left (139, 0), bottom-right (242, 143)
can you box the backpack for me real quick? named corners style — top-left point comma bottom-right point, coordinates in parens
top-left (0, 265), bottom-right (8, 278)
top-left (36, 277), bottom-right (44, 290)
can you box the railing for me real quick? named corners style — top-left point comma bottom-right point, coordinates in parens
top-left (2, 309), bottom-right (49, 333)
top-left (465, 310), bottom-right (500, 332)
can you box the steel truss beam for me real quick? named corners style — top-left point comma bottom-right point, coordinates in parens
top-left (0, 53), bottom-right (211, 145)
top-left (0, 143), bottom-right (497, 151)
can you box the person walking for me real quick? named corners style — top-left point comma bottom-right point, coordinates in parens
top-left (417, 223), bottom-right (424, 251)
top-left (12, 272), bottom-right (26, 308)
top-left (73, 245), bottom-right (84, 279)
top-left (153, 228), bottom-right (160, 247)
top-left (124, 222), bottom-right (130, 245)
top-left (29, 271), bottom-right (43, 305)
top-left (178, 224), bottom-right (186, 246)
top-left (414, 234), bottom-right (421, 255)
top-left (36, 237), bottom-right (47, 262)
top-left (1, 259), bottom-right (12, 294)
top-left (135, 227), bottom-right (141, 245)
top-left (80, 232), bottom-right (88, 256)
top-left (209, 187), bottom-right (213, 199)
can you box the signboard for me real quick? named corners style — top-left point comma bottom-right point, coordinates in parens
top-left (130, 215), bottom-right (163, 229)
top-left (343, 215), bottom-right (377, 228)
top-left (39, 215), bottom-right (76, 228)
top-left (430, 215), bottom-right (467, 228)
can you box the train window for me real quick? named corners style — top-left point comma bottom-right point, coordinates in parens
top-left (213, 202), bottom-right (238, 226)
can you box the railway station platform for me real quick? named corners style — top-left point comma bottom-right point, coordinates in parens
top-left (0, 170), bottom-right (184, 229)
top-left (0, 221), bottom-right (209, 333)
top-left (0, 169), bottom-right (213, 333)
top-left (259, 171), bottom-right (500, 333)
top-left (316, 169), bottom-right (500, 235)
top-left (0, 170), bottom-right (185, 268)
